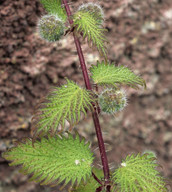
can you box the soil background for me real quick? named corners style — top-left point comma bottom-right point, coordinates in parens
top-left (0, 0), bottom-right (172, 191)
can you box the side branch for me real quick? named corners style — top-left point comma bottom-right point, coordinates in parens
top-left (92, 171), bottom-right (103, 185)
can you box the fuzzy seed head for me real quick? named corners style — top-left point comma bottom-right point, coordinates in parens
top-left (98, 88), bottom-right (127, 114)
top-left (38, 15), bottom-right (64, 42)
top-left (78, 3), bottom-right (104, 25)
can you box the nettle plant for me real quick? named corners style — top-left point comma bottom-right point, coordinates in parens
top-left (3, 0), bottom-right (168, 192)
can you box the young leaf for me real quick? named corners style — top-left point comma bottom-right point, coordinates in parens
top-left (72, 9), bottom-right (107, 58)
top-left (40, 0), bottom-right (67, 21)
top-left (90, 61), bottom-right (146, 89)
top-left (78, 3), bottom-right (104, 25)
top-left (32, 79), bottom-right (96, 136)
top-left (2, 133), bottom-right (94, 187)
top-left (112, 153), bottom-right (167, 192)
top-left (142, 150), bottom-right (157, 162)
top-left (72, 168), bottom-right (104, 192)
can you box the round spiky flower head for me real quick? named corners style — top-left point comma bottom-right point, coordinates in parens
top-left (38, 14), bottom-right (64, 42)
top-left (98, 88), bottom-right (127, 114)
top-left (78, 2), bottom-right (104, 25)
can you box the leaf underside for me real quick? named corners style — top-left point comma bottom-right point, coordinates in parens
top-left (90, 61), bottom-right (146, 89)
top-left (73, 10), bottom-right (107, 58)
top-left (2, 133), bottom-right (94, 187)
top-left (112, 153), bottom-right (167, 192)
top-left (40, 0), bottom-right (67, 21)
top-left (32, 79), bottom-right (95, 137)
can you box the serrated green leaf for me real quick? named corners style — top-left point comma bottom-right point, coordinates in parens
top-left (40, 0), bottom-right (67, 21)
top-left (72, 168), bottom-right (103, 192)
top-left (112, 153), bottom-right (167, 192)
top-left (78, 3), bottom-right (104, 25)
top-left (73, 10), bottom-right (107, 58)
top-left (90, 61), bottom-right (146, 89)
top-left (32, 79), bottom-right (96, 136)
top-left (2, 133), bottom-right (94, 187)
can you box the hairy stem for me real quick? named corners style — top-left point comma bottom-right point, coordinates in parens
top-left (62, 0), bottom-right (111, 191)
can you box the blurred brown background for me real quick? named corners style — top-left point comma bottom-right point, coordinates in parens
top-left (0, 0), bottom-right (172, 191)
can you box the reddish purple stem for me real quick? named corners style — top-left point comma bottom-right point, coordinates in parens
top-left (92, 171), bottom-right (103, 185)
top-left (62, 0), bottom-right (111, 191)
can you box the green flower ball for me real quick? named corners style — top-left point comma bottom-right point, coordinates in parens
top-left (38, 15), bottom-right (64, 42)
top-left (98, 88), bottom-right (127, 114)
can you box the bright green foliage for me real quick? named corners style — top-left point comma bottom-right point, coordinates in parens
top-left (72, 168), bottom-right (103, 192)
top-left (40, 0), bottom-right (66, 21)
top-left (2, 133), bottom-right (94, 187)
top-left (90, 61), bottom-right (146, 89)
top-left (112, 154), bottom-right (167, 192)
top-left (72, 9), bottom-right (107, 58)
top-left (78, 3), bottom-right (104, 25)
top-left (32, 79), bottom-right (96, 136)
top-left (38, 15), bottom-right (64, 42)
top-left (98, 88), bottom-right (127, 114)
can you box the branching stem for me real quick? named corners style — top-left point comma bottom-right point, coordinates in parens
top-left (92, 171), bottom-right (103, 185)
top-left (62, 0), bottom-right (111, 191)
